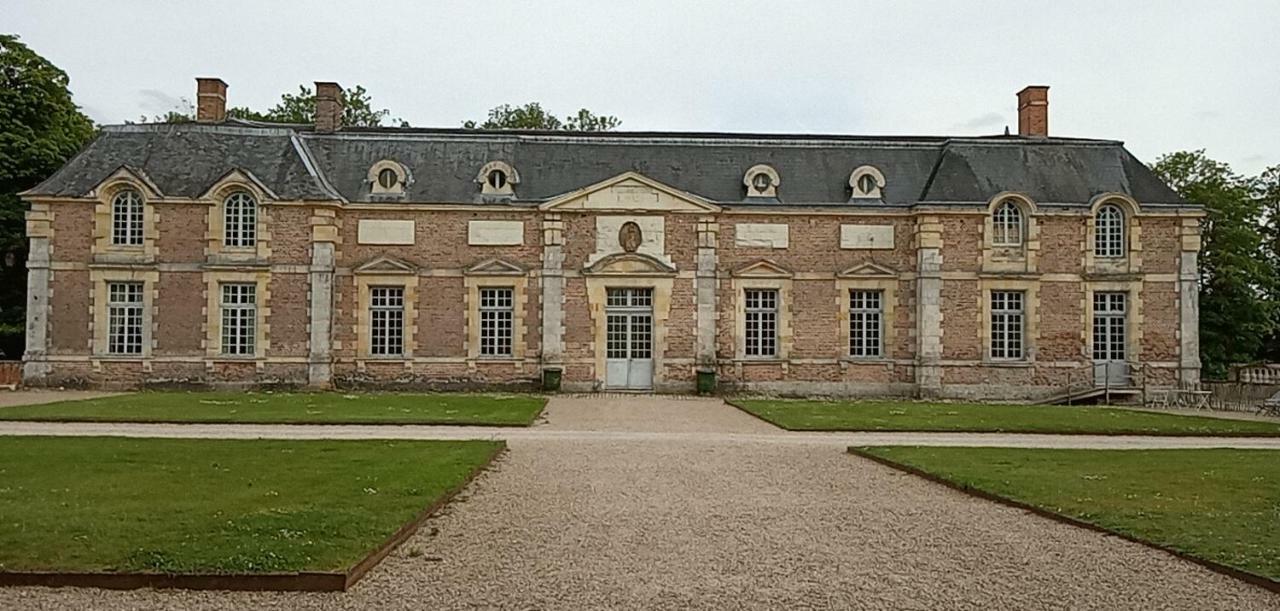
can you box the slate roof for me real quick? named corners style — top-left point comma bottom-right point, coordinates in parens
top-left (27, 122), bottom-right (1188, 208)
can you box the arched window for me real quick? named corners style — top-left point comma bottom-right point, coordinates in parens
top-left (992, 200), bottom-right (1024, 246)
top-left (110, 189), bottom-right (144, 246)
top-left (1094, 204), bottom-right (1126, 257)
top-left (223, 191), bottom-right (258, 248)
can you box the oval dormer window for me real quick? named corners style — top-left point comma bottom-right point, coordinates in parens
top-left (857, 173), bottom-right (877, 195)
top-left (477, 161), bottom-right (519, 197)
top-left (743, 164), bottom-right (780, 198)
top-left (377, 168), bottom-right (399, 190)
top-left (487, 169), bottom-right (508, 190)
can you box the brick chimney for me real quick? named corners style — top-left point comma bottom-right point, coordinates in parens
top-left (314, 82), bottom-right (343, 132)
top-left (1017, 85), bottom-right (1049, 138)
top-left (195, 77), bottom-right (228, 123)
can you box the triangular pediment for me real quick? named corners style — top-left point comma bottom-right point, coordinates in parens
top-left (837, 262), bottom-right (898, 278)
top-left (583, 252), bottom-right (678, 277)
top-left (354, 256), bottom-right (418, 275)
top-left (465, 257), bottom-right (527, 276)
top-left (540, 172), bottom-right (720, 213)
top-left (200, 168), bottom-right (279, 201)
top-left (732, 259), bottom-right (793, 278)
top-left (86, 165), bottom-right (165, 199)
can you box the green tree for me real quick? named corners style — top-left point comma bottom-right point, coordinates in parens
top-left (0, 35), bottom-right (96, 355)
top-left (463, 102), bottom-right (620, 131)
top-left (147, 85), bottom-right (400, 127)
top-left (1152, 151), bottom-right (1278, 377)
top-left (1258, 164), bottom-right (1280, 361)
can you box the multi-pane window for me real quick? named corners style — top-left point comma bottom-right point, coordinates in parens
top-left (989, 291), bottom-right (1025, 360)
top-left (369, 286), bottom-right (405, 356)
top-left (111, 190), bottom-right (144, 246)
top-left (219, 283), bottom-right (257, 356)
top-left (479, 287), bottom-right (514, 357)
top-left (106, 282), bottom-right (144, 355)
top-left (849, 290), bottom-right (883, 358)
top-left (992, 200), bottom-right (1024, 246)
top-left (1094, 204), bottom-right (1126, 258)
top-left (1092, 292), bottom-right (1127, 361)
top-left (744, 288), bottom-right (779, 358)
top-left (223, 192), bottom-right (258, 248)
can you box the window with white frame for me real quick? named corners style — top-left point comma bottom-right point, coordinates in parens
top-left (989, 291), bottom-right (1025, 360)
top-left (744, 288), bottom-right (779, 358)
top-left (1094, 204), bottom-right (1126, 258)
top-left (479, 287), bottom-right (514, 357)
top-left (369, 286), bottom-right (405, 356)
top-left (223, 191), bottom-right (258, 248)
top-left (106, 281), bottom-right (144, 355)
top-left (1092, 292), bottom-right (1127, 361)
top-left (849, 290), bottom-right (883, 358)
top-left (111, 190), bottom-right (144, 246)
top-left (219, 283), bottom-right (257, 356)
top-left (992, 199), bottom-right (1024, 246)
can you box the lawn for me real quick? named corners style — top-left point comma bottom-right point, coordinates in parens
top-left (854, 447), bottom-right (1280, 582)
top-left (0, 436), bottom-right (502, 574)
top-left (731, 399), bottom-right (1280, 435)
top-left (0, 392), bottom-right (547, 426)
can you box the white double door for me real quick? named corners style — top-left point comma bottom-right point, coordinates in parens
top-left (605, 288), bottom-right (653, 390)
top-left (1092, 292), bottom-right (1129, 387)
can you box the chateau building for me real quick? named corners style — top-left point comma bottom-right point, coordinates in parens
top-left (20, 80), bottom-right (1202, 398)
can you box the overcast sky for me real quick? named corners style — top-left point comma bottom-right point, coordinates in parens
top-left (8, 0), bottom-right (1278, 175)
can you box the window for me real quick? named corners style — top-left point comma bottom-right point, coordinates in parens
top-left (1092, 292), bottom-right (1127, 361)
top-left (369, 160), bottom-right (408, 195)
top-left (111, 190), bottom-right (144, 246)
top-left (849, 290), bottom-right (883, 358)
top-left (751, 173), bottom-right (773, 193)
top-left (477, 161), bottom-right (518, 196)
top-left (478, 287), bottom-right (514, 357)
top-left (992, 200), bottom-right (1024, 246)
top-left (377, 168), bottom-right (399, 190)
top-left (106, 282), bottom-right (144, 355)
top-left (219, 283), bottom-right (257, 356)
top-left (989, 291), bottom-right (1025, 360)
top-left (1095, 204), bottom-right (1126, 258)
top-left (744, 288), bottom-right (779, 358)
top-left (223, 191), bottom-right (257, 248)
top-left (849, 166), bottom-right (885, 199)
top-left (487, 170), bottom-right (507, 190)
top-left (369, 286), bottom-right (405, 356)
top-left (743, 164), bottom-right (780, 198)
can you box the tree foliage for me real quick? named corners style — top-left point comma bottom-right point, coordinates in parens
top-left (463, 102), bottom-right (620, 131)
top-left (146, 85), bottom-right (401, 127)
top-left (1152, 151), bottom-right (1279, 377)
top-left (1258, 164), bottom-right (1280, 361)
top-left (0, 34), bottom-right (96, 341)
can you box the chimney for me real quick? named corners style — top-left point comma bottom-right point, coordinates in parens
top-left (314, 82), bottom-right (343, 132)
top-left (195, 77), bottom-right (228, 123)
top-left (1016, 85), bottom-right (1049, 137)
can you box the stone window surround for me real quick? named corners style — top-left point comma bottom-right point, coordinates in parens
top-left (978, 278), bottom-right (1040, 364)
top-left (584, 275), bottom-right (674, 390)
top-left (836, 277), bottom-right (898, 361)
top-left (354, 272), bottom-right (420, 361)
top-left (202, 270), bottom-right (271, 360)
top-left (731, 275), bottom-right (794, 361)
top-left (92, 177), bottom-right (158, 261)
top-left (367, 159), bottom-right (410, 196)
top-left (1084, 194), bottom-right (1142, 275)
top-left (1082, 278), bottom-right (1144, 365)
top-left (90, 267), bottom-right (159, 359)
top-left (849, 165), bottom-right (886, 199)
top-left (981, 193), bottom-right (1040, 273)
top-left (463, 272), bottom-right (530, 362)
top-left (205, 179), bottom-right (273, 262)
top-left (476, 160), bottom-right (520, 197)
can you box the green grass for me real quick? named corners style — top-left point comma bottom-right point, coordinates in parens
top-left (731, 399), bottom-right (1280, 435)
top-left (0, 392), bottom-right (548, 426)
top-left (856, 447), bottom-right (1280, 581)
top-left (0, 436), bottom-right (502, 574)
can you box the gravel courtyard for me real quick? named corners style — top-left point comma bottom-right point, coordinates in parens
top-left (1, 395), bottom-right (1276, 610)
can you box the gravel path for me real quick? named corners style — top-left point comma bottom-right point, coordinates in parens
top-left (1, 395), bottom-right (1276, 609)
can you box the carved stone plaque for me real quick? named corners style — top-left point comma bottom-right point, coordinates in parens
top-left (619, 221), bottom-right (643, 253)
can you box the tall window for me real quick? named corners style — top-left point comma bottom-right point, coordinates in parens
top-left (223, 192), bottom-right (258, 248)
top-left (369, 286), bottom-right (405, 356)
top-left (219, 283), bottom-right (257, 356)
top-left (744, 288), bottom-right (779, 358)
top-left (479, 287), bottom-right (514, 357)
top-left (992, 200), bottom-right (1024, 246)
top-left (106, 282), bottom-right (144, 355)
top-left (1092, 292), bottom-right (1127, 361)
top-left (111, 190), bottom-right (144, 246)
top-left (849, 290), bottom-right (883, 358)
top-left (989, 291), bottom-right (1025, 360)
top-left (1094, 204), bottom-right (1126, 258)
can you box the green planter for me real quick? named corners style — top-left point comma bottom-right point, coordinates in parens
top-left (696, 369), bottom-right (716, 395)
top-left (541, 367), bottom-right (563, 392)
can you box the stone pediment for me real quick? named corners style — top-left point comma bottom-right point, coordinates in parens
top-left (354, 256), bottom-right (418, 275)
top-left (199, 168), bottom-right (279, 201)
top-left (583, 252), bottom-right (677, 277)
top-left (837, 262), bottom-right (898, 278)
top-left (540, 172), bottom-right (720, 213)
top-left (86, 165), bottom-right (165, 199)
top-left (464, 257), bottom-right (527, 276)
top-left (732, 259), bottom-right (793, 278)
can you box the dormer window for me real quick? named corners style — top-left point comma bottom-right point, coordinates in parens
top-left (1094, 203), bottom-right (1126, 258)
top-left (223, 191), bottom-right (258, 248)
top-left (992, 199), bottom-right (1025, 246)
top-left (110, 189), bottom-right (145, 246)
top-left (849, 166), bottom-right (885, 199)
top-left (368, 160), bottom-right (409, 196)
top-left (743, 164), bottom-right (780, 198)
top-left (477, 161), bottom-right (519, 197)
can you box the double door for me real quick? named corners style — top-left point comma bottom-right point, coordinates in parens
top-left (605, 288), bottom-right (653, 390)
top-left (1092, 292), bottom-right (1129, 386)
